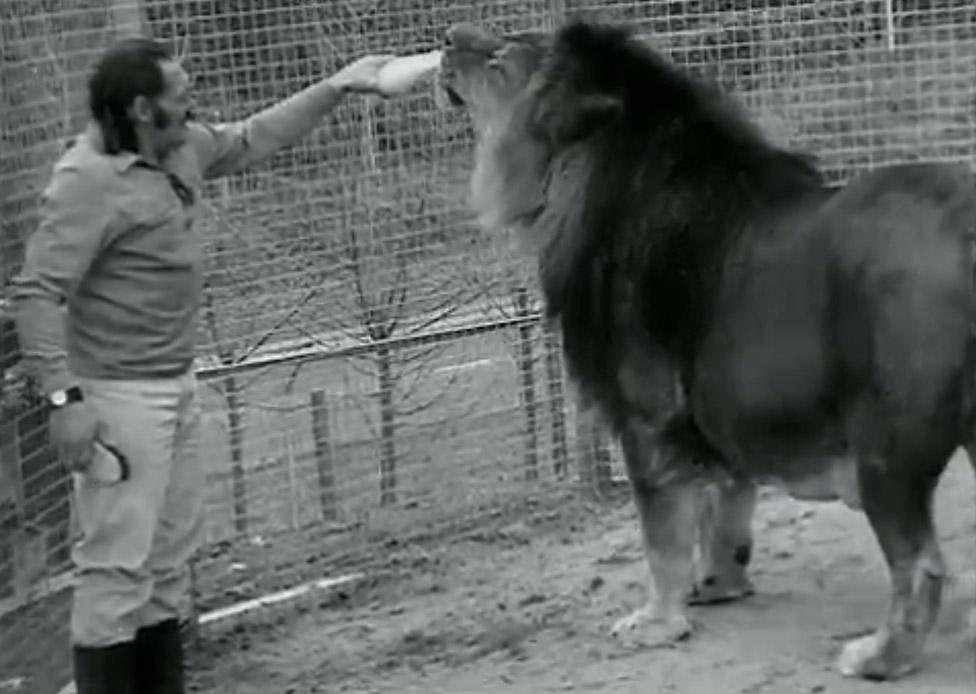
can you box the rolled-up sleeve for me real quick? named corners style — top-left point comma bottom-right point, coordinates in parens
top-left (188, 78), bottom-right (346, 180)
top-left (9, 166), bottom-right (119, 393)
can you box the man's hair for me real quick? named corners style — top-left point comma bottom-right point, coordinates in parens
top-left (88, 37), bottom-right (172, 154)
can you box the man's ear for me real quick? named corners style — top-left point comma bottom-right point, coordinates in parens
top-left (540, 92), bottom-right (622, 145)
top-left (127, 94), bottom-right (153, 125)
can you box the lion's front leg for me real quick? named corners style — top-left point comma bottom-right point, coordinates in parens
top-left (610, 414), bottom-right (706, 647)
top-left (688, 476), bottom-right (757, 605)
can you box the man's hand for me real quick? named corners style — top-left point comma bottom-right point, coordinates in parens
top-left (329, 54), bottom-right (398, 96)
top-left (50, 401), bottom-right (99, 473)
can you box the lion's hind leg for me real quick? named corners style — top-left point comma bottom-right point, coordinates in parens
top-left (836, 439), bottom-right (953, 681)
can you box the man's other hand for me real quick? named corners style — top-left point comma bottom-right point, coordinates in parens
top-left (50, 401), bottom-right (99, 473)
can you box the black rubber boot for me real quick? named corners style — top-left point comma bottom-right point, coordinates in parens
top-left (133, 618), bottom-right (186, 694)
top-left (72, 641), bottom-right (135, 694)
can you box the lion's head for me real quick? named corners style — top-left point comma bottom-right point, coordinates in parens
top-left (441, 19), bottom-right (822, 329)
top-left (439, 23), bottom-right (549, 133)
top-left (440, 21), bottom-right (632, 234)
top-left (440, 23), bottom-right (550, 232)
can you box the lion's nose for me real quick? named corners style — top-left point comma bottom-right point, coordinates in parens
top-left (444, 23), bottom-right (467, 47)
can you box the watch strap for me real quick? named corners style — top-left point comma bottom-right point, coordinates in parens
top-left (48, 385), bottom-right (84, 409)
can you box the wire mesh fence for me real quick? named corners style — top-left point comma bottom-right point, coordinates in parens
top-left (1, 1), bottom-right (974, 692)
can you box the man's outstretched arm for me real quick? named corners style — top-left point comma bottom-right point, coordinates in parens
top-left (190, 54), bottom-right (396, 180)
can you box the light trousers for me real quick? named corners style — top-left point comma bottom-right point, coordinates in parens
top-left (69, 369), bottom-right (204, 647)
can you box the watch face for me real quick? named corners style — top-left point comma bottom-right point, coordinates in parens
top-left (51, 391), bottom-right (67, 406)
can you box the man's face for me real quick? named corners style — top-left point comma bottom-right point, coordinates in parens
top-left (146, 59), bottom-right (193, 159)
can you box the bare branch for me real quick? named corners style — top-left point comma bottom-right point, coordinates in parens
top-left (405, 288), bottom-right (484, 335)
top-left (234, 284), bottom-right (323, 364)
top-left (395, 358), bottom-right (439, 405)
top-left (397, 393), bottom-right (482, 422)
top-left (393, 391), bottom-right (449, 418)
top-left (237, 363), bottom-right (275, 393)
top-left (398, 343), bottom-right (445, 373)
top-left (345, 352), bottom-right (379, 380)
top-left (201, 276), bottom-right (234, 365)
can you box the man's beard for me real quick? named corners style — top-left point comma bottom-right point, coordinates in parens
top-left (151, 104), bottom-right (189, 159)
top-left (152, 103), bottom-right (172, 128)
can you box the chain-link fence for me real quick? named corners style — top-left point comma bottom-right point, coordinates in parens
top-left (1, 1), bottom-right (974, 692)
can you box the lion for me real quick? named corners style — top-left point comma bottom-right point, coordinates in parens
top-left (439, 18), bottom-right (976, 682)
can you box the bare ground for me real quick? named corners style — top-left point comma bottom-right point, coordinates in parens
top-left (189, 451), bottom-right (975, 694)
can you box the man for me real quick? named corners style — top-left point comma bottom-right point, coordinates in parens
top-left (9, 37), bottom-right (415, 694)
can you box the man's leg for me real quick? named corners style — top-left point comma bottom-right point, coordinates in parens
top-left (70, 375), bottom-right (184, 694)
top-left (134, 370), bottom-right (206, 694)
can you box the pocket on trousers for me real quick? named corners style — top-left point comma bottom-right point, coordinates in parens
top-left (71, 468), bottom-right (116, 546)
top-left (71, 428), bottom-right (129, 546)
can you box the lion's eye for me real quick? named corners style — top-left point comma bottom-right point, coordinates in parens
top-left (487, 58), bottom-right (506, 73)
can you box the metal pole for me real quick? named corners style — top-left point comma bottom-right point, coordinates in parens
top-left (884, 0), bottom-right (896, 52)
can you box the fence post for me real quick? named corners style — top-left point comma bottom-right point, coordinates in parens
top-left (514, 287), bottom-right (539, 481)
top-left (309, 390), bottom-right (337, 521)
top-left (0, 421), bottom-right (25, 528)
top-left (285, 433), bottom-right (300, 530)
top-left (224, 376), bottom-right (248, 534)
top-left (182, 558), bottom-right (201, 646)
top-left (543, 325), bottom-right (568, 477)
top-left (576, 404), bottom-right (614, 499)
top-left (376, 345), bottom-right (398, 506)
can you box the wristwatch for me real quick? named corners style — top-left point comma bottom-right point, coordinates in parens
top-left (48, 385), bottom-right (84, 409)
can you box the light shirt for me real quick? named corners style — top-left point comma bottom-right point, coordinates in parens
top-left (11, 78), bottom-right (346, 392)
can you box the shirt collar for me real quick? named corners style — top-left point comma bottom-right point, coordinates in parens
top-left (77, 122), bottom-right (155, 173)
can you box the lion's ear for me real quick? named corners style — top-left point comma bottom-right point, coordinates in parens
top-left (543, 93), bottom-right (622, 145)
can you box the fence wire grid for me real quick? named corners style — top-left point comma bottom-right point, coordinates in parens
top-left (1, 1), bottom-right (974, 692)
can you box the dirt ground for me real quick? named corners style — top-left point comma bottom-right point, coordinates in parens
top-left (189, 450), bottom-right (975, 694)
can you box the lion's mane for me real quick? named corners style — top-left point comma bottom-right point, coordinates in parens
top-left (472, 20), bottom-right (827, 427)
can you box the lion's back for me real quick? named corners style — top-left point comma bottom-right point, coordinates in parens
top-left (817, 163), bottom-right (976, 424)
top-left (823, 162), bottom-right (975, 298)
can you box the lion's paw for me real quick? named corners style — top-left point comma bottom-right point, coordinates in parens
top-left (610, 605), bottom-right (693, 648)
top-left (836, 631), bottom-right (919, 681)
top-left (686, 574), bottom-right (754, 606)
